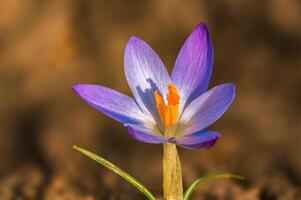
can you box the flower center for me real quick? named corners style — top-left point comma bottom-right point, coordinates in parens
top-left (154, 83), bottom-right (180, 126)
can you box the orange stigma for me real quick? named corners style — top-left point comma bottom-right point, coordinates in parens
top-left (154, 83), bottom-right (180, 126)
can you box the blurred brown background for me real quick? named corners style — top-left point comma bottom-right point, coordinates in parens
top-left (0, 0), bottom-right (301, 199)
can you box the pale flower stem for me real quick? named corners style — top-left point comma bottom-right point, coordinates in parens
top-left (163, 143), bottom-right (183, 200)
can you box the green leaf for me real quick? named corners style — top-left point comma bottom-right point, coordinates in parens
top-left (73, 145), bottom-right (156, 200)
top-left (184, 173), bottom-right (244, 200)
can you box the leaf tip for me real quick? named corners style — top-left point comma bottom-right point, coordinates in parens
top-left (73, 145), bottom-right (81, 152)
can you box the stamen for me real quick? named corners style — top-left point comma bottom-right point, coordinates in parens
top-left (154, 83), bottom-right (180, 126)
top-left (154, 90), bottom-right (167, 124)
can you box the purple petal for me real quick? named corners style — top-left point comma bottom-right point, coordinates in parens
top-left (124, 36), bottom-right (171, 122)
top-left (171, 130), bottom-right (221, 149)
top-left (127, 125), bottom-right (171, 144)
top-left (73, 84), bottom-right (150, 125)
top-left (180, 83), bottom-right (235, 135)
top-left (171, 23), bottom-right (213, 111)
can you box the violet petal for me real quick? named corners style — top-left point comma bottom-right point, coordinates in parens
top-left (124, 36), bottom-right (171, 122)
top-left (171, 23), bottom-right (213, 112)
top-left (73, 84), bottom-right (150, 126)
top-left (127, 125), bottom-right (171, 144)
top-left (180, 83), bottom-right (235, 135)
top-left (171, 130), bottom-right (221, 149)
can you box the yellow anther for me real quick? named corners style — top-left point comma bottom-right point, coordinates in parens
top-left (154, 83), bottom-right (180, 126)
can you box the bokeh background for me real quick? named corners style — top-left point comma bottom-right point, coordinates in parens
top-left (0, 0), bottom-right (301, 199)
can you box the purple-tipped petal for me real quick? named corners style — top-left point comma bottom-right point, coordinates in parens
top-left (180, 83), bottom-right (235, 135)
top-left (171, 23), bottom-right (213, 111)
top-left (127, 126), bottom-right (171, 144)
top-left (171, 130), bottom-right (221, 149)
top-left (73, 84), bottom-right (151, 125)
top-left (124, 36), bottom-right (171, 121)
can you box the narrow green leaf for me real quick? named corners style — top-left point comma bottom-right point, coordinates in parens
top-left (73, 145), bottom-right (156, 200)
top-left (184, 173), bottom-right (244, 200)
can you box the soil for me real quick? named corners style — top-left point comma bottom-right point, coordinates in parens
top-left (0, 0), bottom-right (301, 199)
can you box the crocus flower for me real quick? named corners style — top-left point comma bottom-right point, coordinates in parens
top-left (73, 23), bottom-right (235, 149)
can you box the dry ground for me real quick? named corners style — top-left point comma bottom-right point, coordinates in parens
top-left (0, 0), bottom-right (301, 199)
